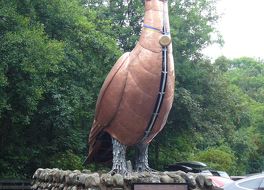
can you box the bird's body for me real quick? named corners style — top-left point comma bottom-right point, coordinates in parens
top-left (87, 0), bottom-right (175, 173)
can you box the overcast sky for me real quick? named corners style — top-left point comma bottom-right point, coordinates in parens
top-left (202, 0), bottom-right (264, 60)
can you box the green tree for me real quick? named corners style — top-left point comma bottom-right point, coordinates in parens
top-left (0, 0), bottom-right (121, 178)
top-left (2, 0), bottom-right (262, 178)
top-left (192, 147), bottom-right (236, 174)
top-left (220, 57), bottom-right (264, 174)
top-left (86, 0), bottom-right (144, 51)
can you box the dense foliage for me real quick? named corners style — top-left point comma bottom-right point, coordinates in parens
top-left (0, 0), bottom-right (120, 178)
top-left (0, 0), bottom-right (263, 178)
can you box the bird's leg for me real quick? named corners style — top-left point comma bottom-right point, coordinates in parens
top-left (109, 138), bottom-right (128, 176)
top-left (135, 143), bottom-right (156, 172)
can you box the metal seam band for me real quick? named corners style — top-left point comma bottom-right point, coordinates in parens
top-left (143, 24), bottom-right (170, 35)
top-left (140, 42), bottom-right (168, 143)
top-left (140, 2), bottom-right (169, 143)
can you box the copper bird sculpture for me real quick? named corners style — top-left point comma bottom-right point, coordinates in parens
top-left (86, 0), bottom-right (175, 175)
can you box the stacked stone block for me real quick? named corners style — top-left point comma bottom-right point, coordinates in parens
top-left (32, 168), bottom-right (221, 190)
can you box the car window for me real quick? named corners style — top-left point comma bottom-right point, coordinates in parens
top-left (238, 177), bottom-right (263, 189)
top-left (218, 171), bottom-right (230, 179)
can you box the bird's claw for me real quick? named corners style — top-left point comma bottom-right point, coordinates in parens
top-left (109, 163), bottom-right (129, 176)
top-left (135, 163), bottom-right (157, 173)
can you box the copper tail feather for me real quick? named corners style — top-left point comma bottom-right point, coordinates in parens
top-left (84, 130), bottom-right (113, 165)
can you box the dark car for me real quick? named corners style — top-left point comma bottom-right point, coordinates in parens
top-left (223, 173), bottom-right (264, 190)
top-left (165, 161), bottom-right (210, 173)
top-left (165, 161), bottom-right (231, 178)
top-left (165, 161), bottom-right (233, 188)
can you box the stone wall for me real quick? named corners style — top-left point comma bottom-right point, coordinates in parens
top-left (32, 168), bottom-right (222, 190)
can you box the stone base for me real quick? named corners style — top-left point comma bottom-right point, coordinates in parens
top-left (32, 168), bottom-right (220, 190)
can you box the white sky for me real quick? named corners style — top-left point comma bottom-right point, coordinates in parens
top-left (203, 0), bottom-right (264, 60)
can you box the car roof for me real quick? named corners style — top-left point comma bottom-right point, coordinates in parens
top-left (168, 161), bottom-right (208, 168)
top-left (243, 173), bottom-right (264, 179)
top-left (233, 173), bottom-right (264, 184)
top-left (224, 174), bottom-right (264, 189)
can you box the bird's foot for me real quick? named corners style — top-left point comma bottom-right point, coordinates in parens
top-left (135, 143), bottom-right (157, 173)
top-left (135, 162), bottom-right (157, 173)
top-left (109, 162), bottom-right (128, 176)
top-left (110, 138), bottom-right (128, 176)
